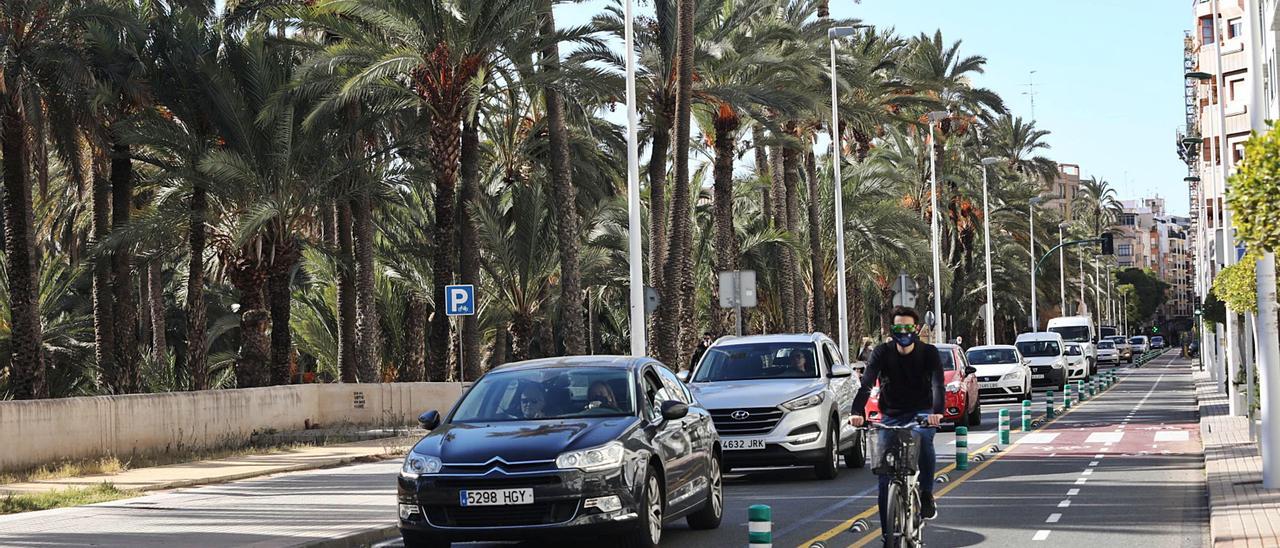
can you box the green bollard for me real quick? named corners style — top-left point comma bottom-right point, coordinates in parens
top-left (1077, 380), bottom-right (1086, 402)
top-left (1046, 390), bottom-right (1055, 419)
top-left (956, 426), bottom-right (969, 470)
top-left (1064, 384), bottom-right (1072, 410)
top-left (1022, 400), bottom-right (1032, 431)
top-left (748, 504), bottom-right (772, 548)
top-left (999, 408), bottom-right (1011, 445)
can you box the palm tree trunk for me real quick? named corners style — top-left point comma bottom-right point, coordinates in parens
top-left (806, 149), bottom-right (825, 334)
top-left (784, 143), bottom-right (806, 332)
top-left (148, 260), bottom-right (166, 366)
top-left (139, 263), bottom-right (152, 352)
top-left (753, 125), bottom-right (770, 216)
top-left (511, 316), bottom-right (533, 362)
top-left (267, 231), bottom-right (298, 386)
top-left (490, 323), bottom-right (509, 369)
top-left (186, 185), bottom-right (208, 390)
top-left (335, 201), bottom-right (358, 382)
top-left (850, 277), bottom-right (865, 347)
top-left (352, 190), bottom-right (382, 383)
top-left (91, 150), bottom-right (116, 390)
top-left (426, 114), bottom-right (461, 383)
top-left (769, 143), bottom-right (794, 331)
top-left (817, 0), bottom-right (830, 18)
top-left (401, 294), bottom-right (427, 382)
top-left (656, 0), bottom-right (697, 369)
top-left (229, 256), bottom-right (269, 388)
top-left (647, 95), bottom-right (672, 352)
top-left (111, 141), bottom-right (140, 393)
top-left (459, 112), bottom-right (482, 379)
top-left (712, 114), bottom-right (739, 335)
top-left (541, 2), bottom-right (586, 357)
top-left (2, 79), bottom-right (45, 399)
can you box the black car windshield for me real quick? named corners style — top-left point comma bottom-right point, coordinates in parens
top-left (1017, 340), bottom-right (1060, 357)
top-left (967, 348), bottom-right (1018, 365)
top-left (1049, 326), bottom-right (1091, 342)
top-left (451, 367), bottom-right (635, 422)
top-left (694, 343), bottom-right (819, 381)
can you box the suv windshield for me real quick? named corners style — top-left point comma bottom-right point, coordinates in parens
top-left (1098, 341), bottom-right (1115, 349)
top-left (967, 348), bottom-right (1018, 365)
top-left (1049, 326), bottom-right (1091, 342)
top-left (694, 343), bottom-right (820, 381)
top-left (1130, 337), bottom-right (1146, 345)
top-left (451, 367), bottom-right (635, 422)
top-left (1017, 340), bottom-right (1061, 357)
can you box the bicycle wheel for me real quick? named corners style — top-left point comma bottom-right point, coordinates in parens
top-left (908, 486), bottom-right (924, 546)
top-left (884, 482), bottom-right (907, 548)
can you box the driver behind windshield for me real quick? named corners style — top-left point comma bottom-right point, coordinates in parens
top-left (785, 352), bottom-right (813, 376)
top-left (517, 384), bottom-right (547, 419)
top-left (587, 381), bottom-right (619, 410)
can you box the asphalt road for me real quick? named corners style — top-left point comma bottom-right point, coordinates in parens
top-left (0, 353), bottom-right (1205, 548)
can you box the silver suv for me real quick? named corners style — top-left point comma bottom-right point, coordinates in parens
top-left (678, 333), bottom-right (864, 480)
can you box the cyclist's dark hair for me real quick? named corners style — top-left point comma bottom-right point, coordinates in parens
top-left (891, 306), bottom-right (920, 324)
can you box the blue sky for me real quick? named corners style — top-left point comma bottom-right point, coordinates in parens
top-left (558, 1), bottom-right (1192, 215)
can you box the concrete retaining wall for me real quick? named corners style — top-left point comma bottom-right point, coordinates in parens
top-left (0, 382), bottom-right (463, 473)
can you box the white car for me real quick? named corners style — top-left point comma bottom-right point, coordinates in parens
top-left (966, 345), bottom-right (1032, 401)
top-left (1064, 342), bottom-right (1089, 380)
top-left (1048, 316), bottom-right (1097, 376)
top-left (1129, 335), bottom-right (1150, 354)
top-left (1096, 340), bottom-right (1120, 366)
top-left (1015, 332), bottom-right (1068, 391)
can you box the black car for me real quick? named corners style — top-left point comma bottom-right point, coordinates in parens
top-left (398, 356), bottom-right (723, 548)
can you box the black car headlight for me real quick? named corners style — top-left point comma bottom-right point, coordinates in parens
top-left (556, 441), bottom-right (625, 472)
top-left (401, 452), bottom-right (442, 479)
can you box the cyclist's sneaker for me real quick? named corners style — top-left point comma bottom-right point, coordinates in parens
top-left (921, 492), bottom-right (938, 520)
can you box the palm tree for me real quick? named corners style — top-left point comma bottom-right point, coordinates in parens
top-left (1076, 176), bottom-right (1122, 236)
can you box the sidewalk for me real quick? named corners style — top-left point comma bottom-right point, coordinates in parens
top-left (0, 436), bottom-right (417, 497)
top-left (1195, 367), bottom-right (1280, 547)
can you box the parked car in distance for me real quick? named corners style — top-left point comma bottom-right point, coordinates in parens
top-left (1130, 335), bottom-right (1151, 354)
top-left (398, 356), bottom-right (723, 548)
top-left (1064, 342), bottom-right (1088, 380)
top-left (1016, 332), bottom-right (1068, 391)
top-left (1151, 335), bottom-right (1166, 349)
top-left (864, 343), bottom-right (981, 428)
top-left (1096, 340), bottom-right (1120, 366)
top-left (681, 333), bottom-right (864, 479)
top-left (1107, 335), bottom-right (1133, 363)
top-left (966, 345), bottom-right (1032, 402)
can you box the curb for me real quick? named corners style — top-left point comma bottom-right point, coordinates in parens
top-left (291, 524), bottom-right (400, 548)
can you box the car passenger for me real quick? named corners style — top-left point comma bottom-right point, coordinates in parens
top-left (587, 380), bottom-right (620, 410)
top-left (786, 352), bottom-right (813, 376)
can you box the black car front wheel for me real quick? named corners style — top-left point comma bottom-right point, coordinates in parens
top-left (686, 455), bottom-right (723, 529)
top-left (401, 530), bottom-right (450, 548)
top-left (620, 466), bottom-right (664, 548)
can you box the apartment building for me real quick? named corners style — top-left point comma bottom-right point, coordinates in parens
top-left (1112, 197), bottom-right (1194, 321)
top-left (1043, 163), bottom-right (1082, 222)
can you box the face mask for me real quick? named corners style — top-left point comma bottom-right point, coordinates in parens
top-left (892, 332), bottom-right (918, 347)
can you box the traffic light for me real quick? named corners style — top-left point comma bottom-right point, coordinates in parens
top-left (1152, 326), bottom-right (1159, 333)
top-left (1100, 232), bottom-right (1114, 255)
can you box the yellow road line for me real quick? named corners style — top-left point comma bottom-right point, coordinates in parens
top-left (804, 377), bottom-right (1127, 548)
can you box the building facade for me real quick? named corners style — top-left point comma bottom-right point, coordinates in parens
top-left (1043, 163), bottom-right (1082, 222)
top-left (1111, 197), bottom-right (1194, 323)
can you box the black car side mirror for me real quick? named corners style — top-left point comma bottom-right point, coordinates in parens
top-left (964, 366), bottom-right (977, 376)
top-left (660, 400), bottom-right (689, 421)
top-left (418, 410), bottom-right (441, 430)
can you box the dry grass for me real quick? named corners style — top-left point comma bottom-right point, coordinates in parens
top-left (0, 443), bottom-right (309, 485)
top-left (1, 483), bottom-right (136, 515)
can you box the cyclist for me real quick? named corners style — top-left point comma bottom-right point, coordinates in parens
top-left (849, 306), bottom-right (946, 533)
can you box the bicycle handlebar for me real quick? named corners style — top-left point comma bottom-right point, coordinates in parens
top-left (859, 414), bottom-right (938, 430)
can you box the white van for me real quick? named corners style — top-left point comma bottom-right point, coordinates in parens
top-left (1047, 316), bottom-right (1097, 376)
top-left (1015, 332), bottom-right (1068, 391)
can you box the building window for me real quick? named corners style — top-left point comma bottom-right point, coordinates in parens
top-left (1201, 16), bottom-right (1215, 44)
top-left (1229, 78), bottom-right (1242, 101)
top-left (1118, 244), bottom-right (1133, 256)
top-left (1228, 18), bottom-right (1242, 39)
top-left (1121, 213), bottom-right (1136, 226)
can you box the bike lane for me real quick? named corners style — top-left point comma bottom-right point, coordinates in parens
top-left (910, 354), bottom-right (1208, 548)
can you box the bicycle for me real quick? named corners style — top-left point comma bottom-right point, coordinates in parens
top-left (861, 415), bottom-right (937, 548)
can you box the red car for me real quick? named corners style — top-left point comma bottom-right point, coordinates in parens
top-left (863, 343), bottom-right (982, 427)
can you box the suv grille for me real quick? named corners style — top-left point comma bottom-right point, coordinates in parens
top-left (710, 407), bottom-right (783, 435)
top-left (978, 375), bottom-right (1001, 383)
top-left (425, 501), bottom-right (576, 527)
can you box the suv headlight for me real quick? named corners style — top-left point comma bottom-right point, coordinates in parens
top-left (556, 441), bottom-right (625, 472)
top-left (946, 381), bottom-right (962, 393)
top-left (781, 391), bottom-right (826, 411)
top-left (401, 453), bottom-right (442, 479)
top-left (1000, 371), bottom-right (1021, 382)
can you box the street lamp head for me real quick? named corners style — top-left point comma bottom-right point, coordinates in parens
top-left (927, 110), bottom-right (949, 123)
top-left (981, 157), bottom-right (1000, 166)
top-left (828, 26), bottom-right (857, 39)
top-left (1029, 196), bottom-right (1043, 205)
top-left (1059, 221), bottom-right (1071, 229)
top-left (1185, 71), bottom-right (1214, 81)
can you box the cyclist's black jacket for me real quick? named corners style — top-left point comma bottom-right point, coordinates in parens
top-left (850, 342), bottom-right (945, 417)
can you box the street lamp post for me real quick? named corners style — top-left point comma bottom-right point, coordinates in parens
top-left (927, 110), bottom-right (948, 343)
top-left (981, 157), bottom-right (999, 344)
top-left (1029, 196), bottom-right (1042, 331)
top-left (623, 0), bottom-right (645, 356)
top-left (829, 26), bottom-right (856, 360)
top-left (1059, 223), bottom-right (1069, 315)
top-left (1094, 257), bottom-right (1101, 329)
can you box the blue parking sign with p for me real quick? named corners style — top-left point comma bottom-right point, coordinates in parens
top-left (445, 285), bottom-right (475, 316)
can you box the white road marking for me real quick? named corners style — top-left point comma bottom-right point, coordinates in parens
top-left (1089, 461), bottom-right (1099, 467)
top-left (1058, 499), bottom-right (1071, 508)
top-left (1086, 432), bottom-right (1124, 444)
top-left (1082, 469), bottom-right (1093, 475)
top-left (1067, 489), bottom-right (1080, 496)
top-left (1021, 433), bottom-right (1060, 444)
top-left (1154, 431), bottom-right (1190, 442)
top-left (949, 432), bottom-right (996, 445)
top-left (1046, 513), bottom-right (1062, 523)
top-left (1034, 530), bottom-right (1052, 541)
